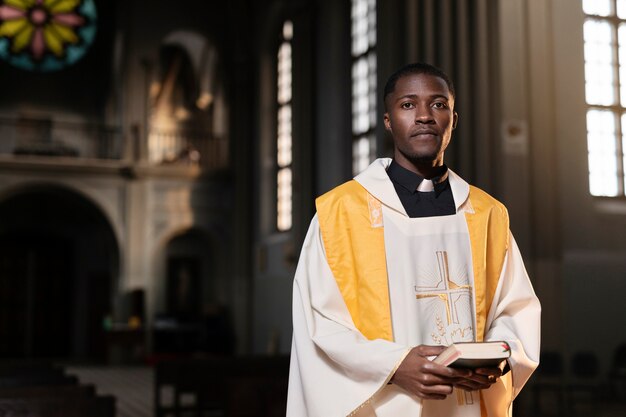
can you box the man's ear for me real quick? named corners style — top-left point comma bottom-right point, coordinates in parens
top-left (452, 112), bottom-right (458, 130)
top-left (383, 113), bottom-right (392, 132)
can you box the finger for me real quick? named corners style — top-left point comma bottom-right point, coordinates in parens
top-left (418, 371), bottom-right (466, 387)
top-left (416, 383), bottom-right (454, 397)
top-left (415, 345), bottom-right (447, 358)
top-left (458, 375), bottom-right (498, 390)
top-left (474, 367), bottom-right (502, 378)
top-left (455, 381), bottom-right (492, 391)
top-left (453, 376), bottom-right (487, 388)
top-left (455, 383), bottom-right (480, 391)
top-left (418, 393), bottom-right (448, 400)
top-left (462, 373), bottom-right (492, 384)
top-left (423, 362), bottom-right (473, 379)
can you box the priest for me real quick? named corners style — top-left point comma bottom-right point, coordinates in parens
top-left (287, 62), bottom-right (541, 417)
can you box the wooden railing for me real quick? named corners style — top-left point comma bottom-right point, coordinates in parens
top-left (147, 129), bottom-right (229, 170)
top-left (0, 117), bottom-right (230, 170)
top-left (0, 117), bottom-right (123, 160)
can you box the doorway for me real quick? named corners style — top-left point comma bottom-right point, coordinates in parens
top-left (0, 185), bottom-right (118, 361)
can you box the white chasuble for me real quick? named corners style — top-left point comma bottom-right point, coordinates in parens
top-left (370, 208), bottom-right (481, 417)
top-left (287, 158), bottom-right (540, 417)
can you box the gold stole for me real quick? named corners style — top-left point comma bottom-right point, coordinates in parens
top-left (316, 179), bottom-right (512, 416)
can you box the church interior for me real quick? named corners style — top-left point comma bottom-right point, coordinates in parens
top-left (0, 0), bottom-right (625, 415)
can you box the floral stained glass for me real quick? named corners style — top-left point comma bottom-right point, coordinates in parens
top-left (0, 0), bottom-right (97, 72)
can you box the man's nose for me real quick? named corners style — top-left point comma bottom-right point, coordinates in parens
top-left (414, 105), bottom-right (434, 124)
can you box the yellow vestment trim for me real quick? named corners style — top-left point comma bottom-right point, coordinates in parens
top-left (316, 180), bottom-right (512, 416)
top-left (316, 180), bottom-right (509, 342)
top-left (316, 180), bottom-right (393, 341)
top-left (465, 185), bottom-right (510, 342)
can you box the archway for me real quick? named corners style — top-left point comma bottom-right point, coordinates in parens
top-left (152, 228), bottom-right (234, 355)
top-left (0, 184), bottom-right (118, 361)
top-left (148, 30), bottom-right (228, 168)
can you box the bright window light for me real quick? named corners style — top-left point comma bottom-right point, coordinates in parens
top-left (583, 3), bottom-right (626, 196)
top-left (277, 21), bottom-right (293, 231)
top-left (351, 0), bottom-right (377, 175)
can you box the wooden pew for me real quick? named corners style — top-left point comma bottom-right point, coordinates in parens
top-left (0, 360), bottom-right (77, 388)
top-left (0, 383), bottom-right (96, 399)
top-left (0, 396), bottom-right (115, 417)
top-left (0, 360), bottom-right (59, 374)
top-left (0, 361), bottom-right (115, 417)
top-left (0, 373), bottom-right (79, 388)
top-left (155, 355), bottom-right (289, 417)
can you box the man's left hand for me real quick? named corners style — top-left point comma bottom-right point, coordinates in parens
top-left (454, 367), bottom-right (503, 391)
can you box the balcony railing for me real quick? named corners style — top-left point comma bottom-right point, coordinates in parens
top-left (147, 129), bottom-right (229, 170)
top-left (0, 117), bottom-right (123, 160)
top-left (0, 117), bottom-right (230, 171)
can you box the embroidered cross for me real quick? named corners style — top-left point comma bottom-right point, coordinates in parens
top-left (415, 251), bottom-right (472, 328)
top-left (415, 250), bottom-right (475, 406)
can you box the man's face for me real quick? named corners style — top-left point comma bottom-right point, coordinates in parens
top-left (383, 73), bottom-right (458, 169)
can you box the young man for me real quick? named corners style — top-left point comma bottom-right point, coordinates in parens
top-left (287, 63), bottom-right (540, 417)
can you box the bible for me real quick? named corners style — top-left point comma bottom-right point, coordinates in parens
top-left (433, 341), bottom-right (511, 369)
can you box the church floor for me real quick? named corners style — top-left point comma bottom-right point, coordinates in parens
top-left (60, 366), bottom-right (626, 417)
top-left (66, 366), bottom-right (153, 417)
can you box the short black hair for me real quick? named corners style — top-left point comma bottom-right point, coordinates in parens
top-left (383, 63), bottom-right (456, 109)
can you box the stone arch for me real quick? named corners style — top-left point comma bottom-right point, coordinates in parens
top-left (151, 225), bottom-right (224, 313)
top-left (0, 183), bottom-right (119, 361)
top-left (149, 225), bottom-right (233, 355)
top-left (161, 30), bottom-right (219, 112)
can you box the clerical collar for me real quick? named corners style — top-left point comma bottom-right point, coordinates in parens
top-left (386, 160), bottom-right (449, 197)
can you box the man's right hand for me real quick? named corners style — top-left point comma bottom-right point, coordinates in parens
top-left (390, 345), bottom-right (473, 400)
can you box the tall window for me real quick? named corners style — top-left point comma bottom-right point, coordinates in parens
top-left (351, 0), bottom-right (377, 175)
top-left (583, 0), bottom-right (626, 196)
top-left (277, 21), bottom-right (293, 231)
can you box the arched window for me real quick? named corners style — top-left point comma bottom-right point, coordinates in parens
top-left (148, 31), bottom-right (226, 169)
top-left (351, 0), bottom-right (377, 175)
top-left (582, 0), bottom-right (626, 196)
top-left (277, 21), bottom-right (293, 231)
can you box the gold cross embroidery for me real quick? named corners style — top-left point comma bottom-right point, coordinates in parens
top-left (415, 251), bottom-right (472, 327)
top-left (415, 250), bottom-right (475, 406)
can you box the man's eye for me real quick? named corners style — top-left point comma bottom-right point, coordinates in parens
top-left (433, 102), bottom-right (448, 109)
top-left (401, 102), bottom-right (414, 109)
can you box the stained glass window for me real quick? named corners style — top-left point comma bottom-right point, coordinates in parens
top-left (582, 0), bottom-right (626, 196)
top-left (277, 21), bottom-right (293, 232)
top-left (0, 0), bottom-right (97, 72)
top-left (351, 0), bottom-right (377, 175)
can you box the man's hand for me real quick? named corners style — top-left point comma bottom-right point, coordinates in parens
top-left (390, 345), bottom-right (474, 400)
top-left (454, 366), bottom-right (503, 391)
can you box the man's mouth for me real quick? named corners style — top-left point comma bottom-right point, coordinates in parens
top-left (411, 130), bottom-right (438, 137)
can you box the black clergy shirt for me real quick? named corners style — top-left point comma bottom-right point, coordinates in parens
top-left (386, 160), bottom-right (456, 218)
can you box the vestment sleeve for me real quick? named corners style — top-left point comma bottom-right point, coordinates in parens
top-left (483, 232), bottom-right (541, 399)
top-left (287, 215), bottom-right (411, 417)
